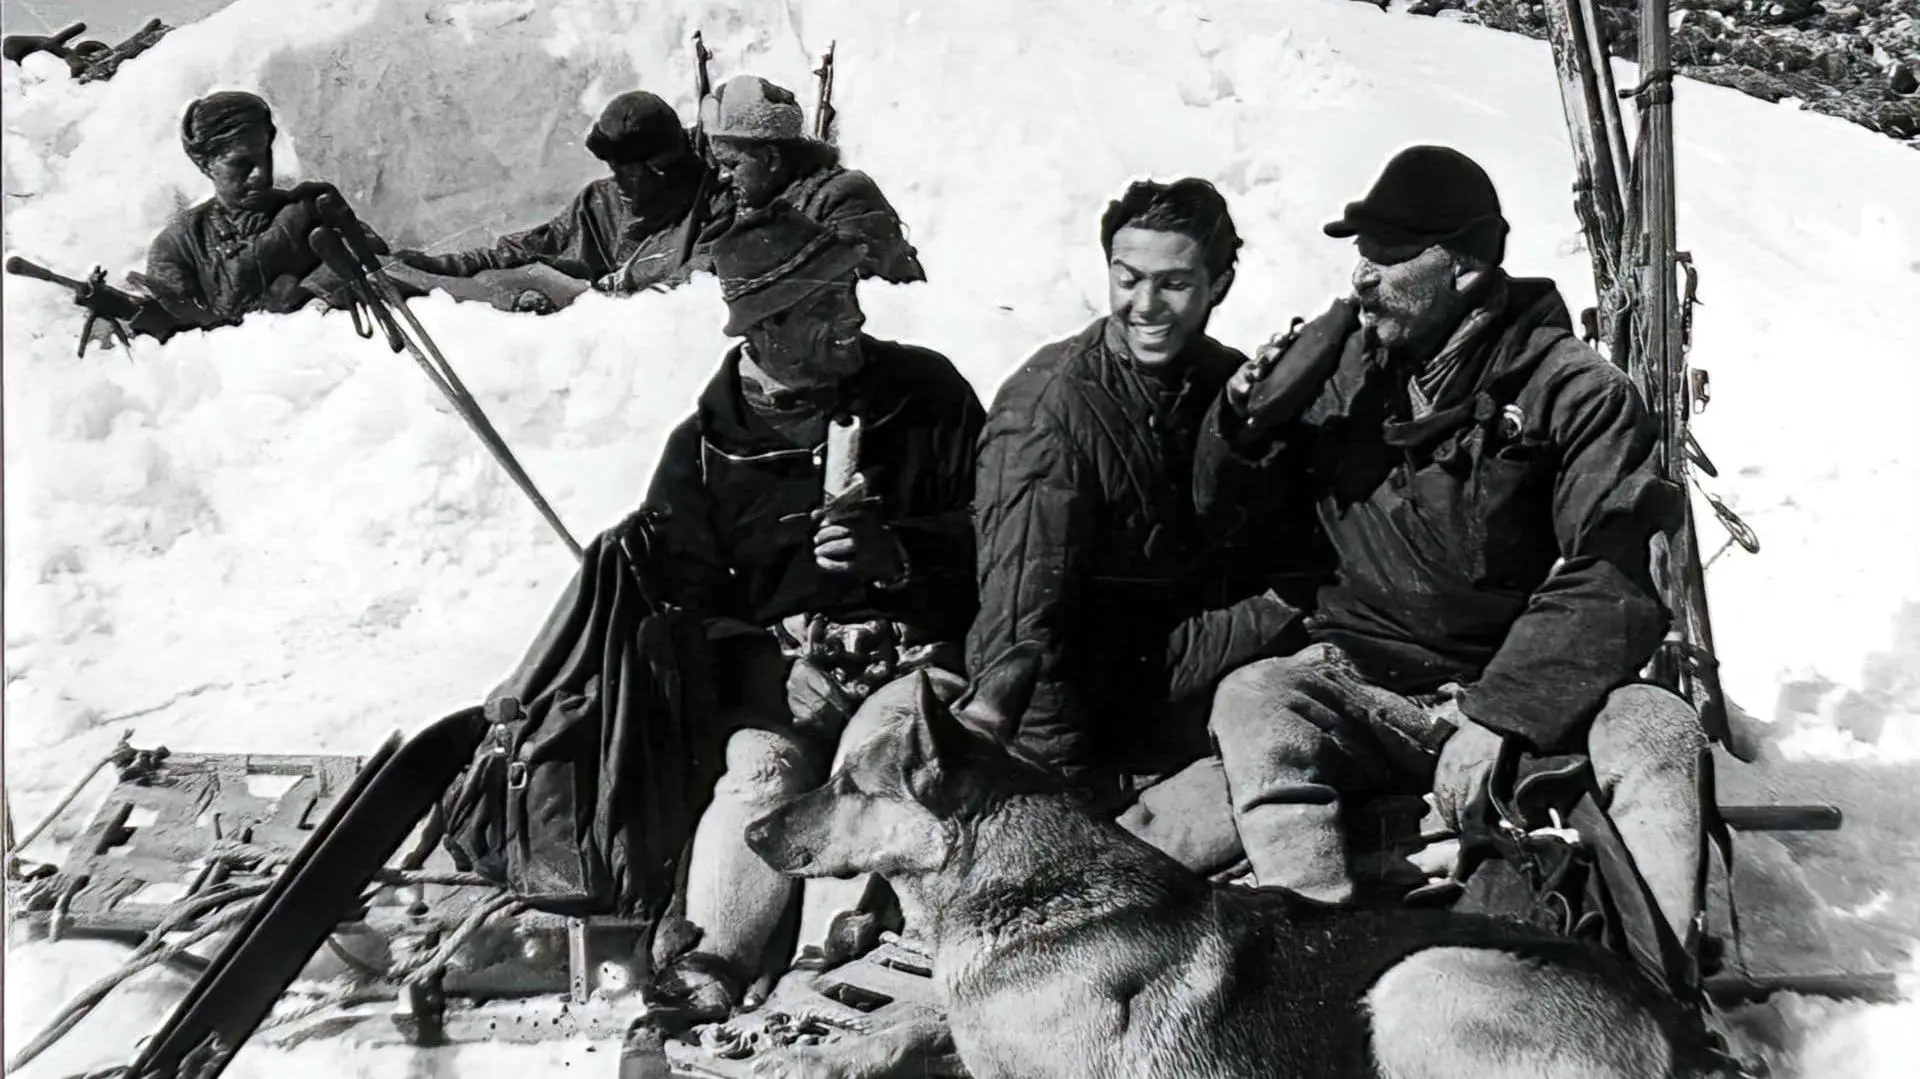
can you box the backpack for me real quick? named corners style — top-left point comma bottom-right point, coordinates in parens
top-left (438, 511), bottom-right (724, 918)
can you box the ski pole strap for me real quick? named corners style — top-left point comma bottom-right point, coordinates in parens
top-left (309, 226), bottom-right (406, 354)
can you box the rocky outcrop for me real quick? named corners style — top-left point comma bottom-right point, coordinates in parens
top-left (1360, 1), bottom-right (1920, 147)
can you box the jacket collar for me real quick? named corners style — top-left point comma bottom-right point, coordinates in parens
top-left (1377, 276), bottom-right (1577, 451)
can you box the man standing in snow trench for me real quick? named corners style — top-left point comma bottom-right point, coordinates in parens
top-left (633, 200), bottom-right (983, 1030)
top-left (144, 90), bottom-right (392, 330)
top-left (701, 74), bottom-right (927, 284)
top-left (964, 178), bottom-right (1307, 874)
top-left (392, 91), bottom-right (726, 298)
top-left (1196, 145), bottom-right (1707, 944)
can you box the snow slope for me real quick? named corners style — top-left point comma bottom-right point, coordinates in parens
top-left (3, 0), bottom-right (1918, 1075)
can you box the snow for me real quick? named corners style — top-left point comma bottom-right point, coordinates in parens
top-left (3, 0), bottom-right (1918, 1075)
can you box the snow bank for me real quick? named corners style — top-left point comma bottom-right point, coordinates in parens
top-left (4, 0), bottom-right (1918, 1074)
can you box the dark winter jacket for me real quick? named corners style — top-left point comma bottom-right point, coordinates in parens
top-left (145, 189), bottom-right (388, 328)
top-left (425, 175), bottom-right (727, 289)
top-left (966, 318), bottom-right (1304, 786)
top-left (1196, 276), bottom-right (1681, 755)
top-left (641, 336), bottom-right (985, 642)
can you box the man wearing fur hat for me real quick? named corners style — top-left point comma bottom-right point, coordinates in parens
top-left (633, 201), bottom-right (982, 1029)
top-left (144, 90), bottom-right (391, 329)
top-left (701, 74), bottom-right (927, 284)
top-left (394, 90), bottom-right (726, 297)
top-left (1196, 145), bottom-right (1707, 945)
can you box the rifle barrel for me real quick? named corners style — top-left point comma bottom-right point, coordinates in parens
top-left (5, 256), bottom-right (86, 292)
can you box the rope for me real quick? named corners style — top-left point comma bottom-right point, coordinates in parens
top-left (12, 843), bottom-right (516, 1071)
top-left (387, 892), bottom-right (524, 985)
top-left (7, 900), bottom-right (257, 1073)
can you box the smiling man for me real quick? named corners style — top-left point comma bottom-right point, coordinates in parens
top-left (965, 178), bottom-right (1302, 855)
top-left (634, 200), bottom-right (983, 1031)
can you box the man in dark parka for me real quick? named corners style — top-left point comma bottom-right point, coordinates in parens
top-left (394, 91), bottom-right (726, 296)
top-left (1196, 145), bottom-right (1706, 943)
top-left (636, 200), bottom-right (984, 1027)
top-left (144, 91), bottom-right (389, 330)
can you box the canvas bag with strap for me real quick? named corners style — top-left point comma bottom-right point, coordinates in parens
top-left (438, 511), bottom-right (724, 918)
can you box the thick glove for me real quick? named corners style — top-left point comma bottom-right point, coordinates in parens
top-left (1233, 297), bottom-right (1360, 437)
top-left (391, 248), bottom-right (463, 276)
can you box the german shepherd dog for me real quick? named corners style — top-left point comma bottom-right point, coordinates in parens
top-left (744, 651), bottom-right (1737, 1079)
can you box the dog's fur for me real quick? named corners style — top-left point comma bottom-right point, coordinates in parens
top-left (744, 650), bottom-right (1736, 1079)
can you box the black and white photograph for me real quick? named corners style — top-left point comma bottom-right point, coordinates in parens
top-left (2, 1), bottom-right (1917, 1076)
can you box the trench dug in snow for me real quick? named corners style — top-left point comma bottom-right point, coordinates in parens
top-left (3, 1), bottom-right (1919, 1076)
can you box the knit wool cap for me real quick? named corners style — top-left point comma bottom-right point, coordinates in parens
top-left (712, 200), bottom-right (866, 336)
top-left (702, 75), bottom-right (807, 144)
top-left (585, 91), bottom-right (688, 164)
top-left (180, 90), bottom-right (275, 168)
top-left (1324, 145), bottom-right (1510, 254)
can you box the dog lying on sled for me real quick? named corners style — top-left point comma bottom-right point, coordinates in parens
top-left (743, 652), bottom-right (1738, 1079)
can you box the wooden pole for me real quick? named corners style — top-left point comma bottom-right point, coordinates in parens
top-left (1542, 0), bottom-right (1630, 363)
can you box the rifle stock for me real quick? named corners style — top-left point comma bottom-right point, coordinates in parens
top-left (813, 42), bottom-right (838, 144)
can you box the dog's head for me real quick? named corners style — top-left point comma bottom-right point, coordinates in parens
top-left (744, 645), bottom-right (1046, 881)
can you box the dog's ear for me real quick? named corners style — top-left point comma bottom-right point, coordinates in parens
top-left (909, 667), bottom-right (977, 772)
top-left (954, 643), bottom-right (1043, 740)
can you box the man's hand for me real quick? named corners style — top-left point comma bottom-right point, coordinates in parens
top-left (1226, 320), bottom-right (1301, 415)
top-left (1431, 708), bottom-right (1503, 833)
top-left (392, 249), bottom-right (457, 275)
top-left (269, 194), bottom-right (321, 241)
top-left (813, 500), bottom-right (906, 584)
top-left (283, 180), bottom-right (343, 207)
top-left (261, 273), bottom-right (311, 314)
top-left (787, 656), bottom-right (860, 746)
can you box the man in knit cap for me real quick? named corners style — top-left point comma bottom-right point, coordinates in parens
top-left (700, 74), bottom-right (926, 284)
top-left (394, 90), bottom-right (726, 297)
top-left (633, 201), bottom-right (981, 1031)
top-left (1194, 145), bottom-right (1707, 947)
top-left (144, 90), bottom-right (391, 329)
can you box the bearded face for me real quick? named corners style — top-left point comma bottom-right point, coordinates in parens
top-left (1350, 237), bottom-right (1475, 353)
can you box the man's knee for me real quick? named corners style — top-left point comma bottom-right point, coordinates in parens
top-left (1209, 644), bottom-right (1345, 756)
top-left (714, 727), bottom-right (815, 806)
top-left (1588, 683), bottom-right (1707, 791)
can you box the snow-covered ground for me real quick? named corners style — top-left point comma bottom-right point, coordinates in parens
top-left (3, 0), bottom-right (1918, 1075)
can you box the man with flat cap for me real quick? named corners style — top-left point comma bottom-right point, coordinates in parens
top-left (395, 90), bottom-right (725, 297)
top-left (701, 74), bottom-right (926, 284)
top-left (632, 200), bottom-right (983, 1029)
top-left (144, 90), bottom-right (392, 329)
top-left (1195, 145), bottom-right (1708, 948)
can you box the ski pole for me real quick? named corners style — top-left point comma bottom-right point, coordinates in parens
top-left (308, 226), bottom-right (582, 558)
top-left (313, 195), bottom-right (564, 514)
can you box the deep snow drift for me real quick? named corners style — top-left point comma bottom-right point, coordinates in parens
top-left (3, 0), bottom-right (1918, 1075)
